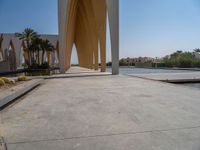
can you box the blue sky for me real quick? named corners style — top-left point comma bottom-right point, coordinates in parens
top-left (1, 0), bottom-right (200, 63)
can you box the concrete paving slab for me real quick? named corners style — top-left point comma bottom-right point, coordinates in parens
top-left (6, 127), bottom-right (200, 150)
top-left (1, 75), bottom-right (200, 149)
top-left (129, 72), bottom-right (200, 83)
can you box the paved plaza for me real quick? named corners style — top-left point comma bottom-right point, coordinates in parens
top-left (1, 70), bottom-right (200, 149)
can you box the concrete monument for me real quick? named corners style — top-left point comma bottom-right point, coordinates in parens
top-left (58, 0), bottom-right (119, 74)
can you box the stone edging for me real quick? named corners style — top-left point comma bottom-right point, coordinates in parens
top-left (0, 79), bottom-right (43, 109)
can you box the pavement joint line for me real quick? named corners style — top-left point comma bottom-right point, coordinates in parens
top-left (6, 125), bottom-right (200, 145)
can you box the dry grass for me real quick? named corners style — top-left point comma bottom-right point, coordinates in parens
top-left (0, 81), bottom-right (26, 91)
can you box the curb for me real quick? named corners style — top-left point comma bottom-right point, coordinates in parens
top-left (44, 73), bottom-right (112, 79)
top-left (0, 79), bottom-right (43, 109)
top-left (128, 74), bottom-right (200, 83)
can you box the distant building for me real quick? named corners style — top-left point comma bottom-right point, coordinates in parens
top-left (193, 52), bottom-right (200, 59)
top-left (122, 57), bottom-right (157, 63)
top-left (118, 56), bottom-right (161, 67)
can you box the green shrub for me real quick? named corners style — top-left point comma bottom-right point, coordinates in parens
top-left (30, 63), bottom-right (40, 69)
top-left (40, 62), bottom-right (50, 69)
top-left (29, 62), bottom-right (50, 69)
top-left (161, 51), bottom-right (200, 68)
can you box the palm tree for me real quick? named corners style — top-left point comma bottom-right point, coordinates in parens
top-left (40, 39), bottom-right (54, 64)
top-left (29, 38), bottom-right (42, 64)
top-left (15, 28), bottom-right (39, 67)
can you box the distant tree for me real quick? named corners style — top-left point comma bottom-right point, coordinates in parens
top-left (194, 48), bottom-right (200, 52)
top-left (170, 50), bottom-right (182, 58)
top-left (161, 50), bottom-right (200, 68)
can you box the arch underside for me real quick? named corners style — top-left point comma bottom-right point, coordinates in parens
top-left (64, 0), bottom-right (106, 72)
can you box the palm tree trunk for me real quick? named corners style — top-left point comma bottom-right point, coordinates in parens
top-left (47, 51), bottom-right (51, 65)
top-left (42, 50), bottom-right (45, 64)
top-left (26, 49), bottom-right (30, 67)
top-left (27, 41), bottom-right (31, 67)
top-left (32, 51), bottom-right (35, 64)
top-left (36, 50), bottom-right (39, 64)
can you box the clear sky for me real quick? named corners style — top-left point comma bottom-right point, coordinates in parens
top-left (1, 0), bottom-right (200, 63)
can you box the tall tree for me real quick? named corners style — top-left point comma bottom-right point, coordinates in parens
top-left (29, 38), bottom-right (42, 64)
top-left (15, 28), bottom-right (39, 67)
top-left (40, 39), bottom-right (54, 64)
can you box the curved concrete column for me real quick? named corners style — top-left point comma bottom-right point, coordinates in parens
top-left (58, 0), bottom-right (68, 73)
top-left (106, 0), bottom-right (119, 75)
